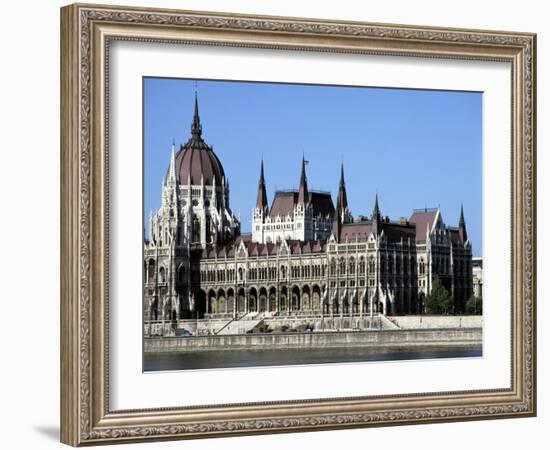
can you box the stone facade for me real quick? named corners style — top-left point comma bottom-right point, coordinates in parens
top-left (472, 257), bottom-right (483, 299)
top-left (144, 96), bottom-right (474, 323)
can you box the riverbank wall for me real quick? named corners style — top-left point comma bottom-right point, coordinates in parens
top-left (144, 327), bottom-right (482, 353)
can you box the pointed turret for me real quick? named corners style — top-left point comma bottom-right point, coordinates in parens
top-left (167, 141), bottom-right (178, 184)
top-left (297, 156), bottom-right (309, 204)
top-left (337, 162), bottom-right (348, 212)
top-left (256, 159), bottom-right (268, 211)
top-left (336, 162), bottom-right (353, 223)
top-left (458, 203), bottom-right (468, 244)
top-left (372, 193), bottom-right (382, 235)
top-left (191, 92), bottom-right (202, 138)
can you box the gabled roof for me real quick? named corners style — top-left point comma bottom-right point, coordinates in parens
top-left (381, 222), bottom-right (416, 242)
top-left (269, 190), bottom-right (335, 218)
top-left (409, 209), bottom-right (438, 243)
top-left (339, 222), bottom-right (372, 242)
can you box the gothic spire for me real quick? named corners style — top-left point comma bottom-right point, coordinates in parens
top-left (167, 141), bottom-right (178, 184)
top-left (458, 203), bottom-right (468, 243)
top-left (372, 193), bottom-right (381, 235)
top-left (337, 162), bottom-right (348, 212)
top-left (191, 91), bottom-right (202, 138)
top-left (297, 155), bottom-right (309, 204)
top-left (372, 193), bottom-right (381, 220)
top-left (256, 159), bottom-right (268, 211)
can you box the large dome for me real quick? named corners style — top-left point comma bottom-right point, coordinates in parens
top-left (173, 95), bottom-right (225, 187)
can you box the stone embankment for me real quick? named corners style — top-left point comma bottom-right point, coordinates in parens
top-left (145, 327), bottom-right (482, 353)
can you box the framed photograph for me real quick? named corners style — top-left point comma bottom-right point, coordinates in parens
top-left (60, 3), bottom-right (536, 446)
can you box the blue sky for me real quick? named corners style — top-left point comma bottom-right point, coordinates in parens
top-left (144, 78), bottom-right (482, 256)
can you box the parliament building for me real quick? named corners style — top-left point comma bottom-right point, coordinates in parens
top-left (143, 96), bottom-right (473, 325)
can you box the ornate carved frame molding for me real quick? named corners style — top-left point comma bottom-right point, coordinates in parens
top-left (60, 3), bottom-right (536, 446)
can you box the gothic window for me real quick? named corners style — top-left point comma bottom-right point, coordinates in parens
top-left (419, 258), bottom-right (425, 275)
top-left (147, 259), bottom-right (155, 282)
top-left (359, 257), bottom-right (365, 275)
top-left (368, 256), bottom-right (375, 274)
top-left (349, 258), bottom-right (355, 275)
top-left (330, 258), bottom-right (336, 276)
top-left (339, 257), bottom-right (346, 275)
top-left (159, 267), bottom-right (166, 283)
top-left (192, 215), bottom-right (200, 243)
top-left (281, 265), bottom-right (287, 279)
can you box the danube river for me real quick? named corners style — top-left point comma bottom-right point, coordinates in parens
top-left (144, 344), bottom-right (482, 371)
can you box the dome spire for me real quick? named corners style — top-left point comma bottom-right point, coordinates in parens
top-left (191, 91), bottom-right (202, 138)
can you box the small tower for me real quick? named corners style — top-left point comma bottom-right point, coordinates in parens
top-left (294, 156), bottom-right (311, 241)
top-left (297, 156), bottom-right (309, 205)
top-left (458, 203), bottom-right (468, 245)
top-left (252, 159), bottom-right (269, 243)
top-left (336, 163), bottom-right (352, 224)
top-left (371, 193), bottom-right (382, 235)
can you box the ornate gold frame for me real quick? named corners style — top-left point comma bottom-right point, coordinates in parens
top-left (60, 3), bottom-right (536, 446)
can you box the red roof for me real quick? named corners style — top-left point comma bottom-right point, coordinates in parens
top-left (339, 223), bottom-right (372, 242)
top-left (409, 210), bottom-right (438, 243)
top-left (269, 191), bottom-right (334, 218)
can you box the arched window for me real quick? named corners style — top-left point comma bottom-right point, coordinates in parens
top-left (339, 257), bottom-right (346, 275)
top-left (359, 257), bottom-right (365, 275)
top-left (349, 258), bottom-right (355, 275)
top-left (147, 259), bottom-right (156, 282)
top-left (368, 256), bottom-right (375, 274)
top-left (205, 215), bottom-right (212, 243)
top-left (159, 267), bottom-right (166, 283)
top-left (330, 258), bottom-right (336, 276)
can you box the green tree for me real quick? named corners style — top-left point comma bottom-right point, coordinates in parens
top-left (425, 276), bottom-right (454, 315)
top-left (465, 295), bottom-right (482, 315)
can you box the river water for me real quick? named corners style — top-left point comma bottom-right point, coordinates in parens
top-left (144, 345), bottom-right (482, 371)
